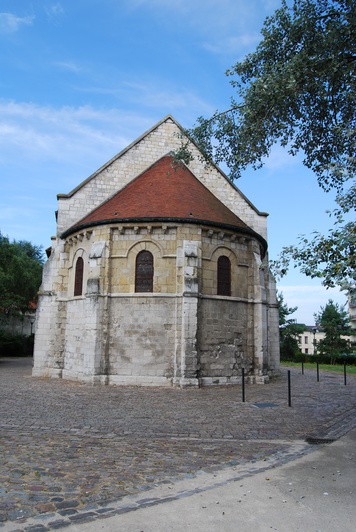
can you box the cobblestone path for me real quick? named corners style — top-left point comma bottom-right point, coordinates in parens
top-left (0, 357), bottom-right (355, 530)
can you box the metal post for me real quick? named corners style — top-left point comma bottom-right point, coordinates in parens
top-left (288, 370), bottom-right (292, 407)
top-left (313, 327), bottom-right (317, 355)
top-left (317, 361), bottom-right (320, 382)
top-left (241, 367), bottom-right (245, 403)
top-left (344, 363), bottom-right (347, 386)
top-left (302, 361), bottom-right (304, 375)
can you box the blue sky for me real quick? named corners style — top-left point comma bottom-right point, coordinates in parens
top-left (0, 0), bottom-right (347, 323)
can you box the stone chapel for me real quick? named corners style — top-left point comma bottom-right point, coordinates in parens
top-left (33, 115), bottom-right (280, 386)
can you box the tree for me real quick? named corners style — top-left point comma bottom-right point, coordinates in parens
top-left (178, 0), bottom-right (355, 290)
top-left (271, 204), bottom-right (355, 289)
top-left (278, 292), bottom-right (305, 356)
top-left (315, 299), bottom-right (352, 355)
top-left (0, 232), bottom-right (44, 316)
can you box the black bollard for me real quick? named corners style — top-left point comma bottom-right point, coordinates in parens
top-left (344, 363), bottom-right (347, 386)
top-left (317, 362), bottom-right (320, 382)
top-left (288, 370), bottom-right (292, 407)
top-left (302, 361), bottom-right (304, 375)
top-left (242, 367), bottom-right (245, 403)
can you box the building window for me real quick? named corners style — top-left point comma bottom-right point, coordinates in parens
top-left (305, 336), bottom-right (308, 344)
top-left (305, 348), bottom-right (309, 354)
top-left (217, 255), bottom-right (231, 296)
top-left (135, 250), bottom-right (153, 292)
top-left (74, 257), bottom-right (84, 296)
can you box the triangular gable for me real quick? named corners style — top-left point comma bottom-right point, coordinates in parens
top-left (57, 115), bottom-right (268, 240)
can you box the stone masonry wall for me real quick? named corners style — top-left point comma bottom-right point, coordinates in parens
top-left (106, 296), bottom-right (177, 386)
top-left (110, 225), bottom-right (178, 294)
top-left (197, 298), bottom-right (251, 385)
top-left (201, 228), bottom-right (251, 298)
top-left (34, 219), bottom-right (277, 384)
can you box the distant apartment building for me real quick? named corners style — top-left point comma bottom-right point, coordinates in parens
top-left (297, 326), bottom-right (324, 354)
top-left (298, 325), bottom-right (355, 355)
top-left (297, 293), bottom-right (356, 354)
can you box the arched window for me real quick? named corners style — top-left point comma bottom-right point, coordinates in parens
top-left (135, 250), bottom-right (154, 292)
top-left (74, 257), bottom-right (84, 296)
top-left (217, 255), bottom-right (231, 296)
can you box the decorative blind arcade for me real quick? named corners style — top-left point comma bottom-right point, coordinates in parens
top-left (135, 250), bottom-right (154, 292)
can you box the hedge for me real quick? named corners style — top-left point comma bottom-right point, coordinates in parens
top-left (281, 352), bottom-right (356, 366)
top-left (0, 331), bottom-right (34, 357)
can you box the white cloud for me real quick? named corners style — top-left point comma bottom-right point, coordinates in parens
top-left (52, 61), bottom-right (82, 73)
top-left (0, 100), bottom-right (153, 244)
top-left (119, 81), bottom-right (214, 114)
top-left (45, 3), bottom-right (64, 18)
top-left (72, 78), bottom-right (214, 121)
top-left (126, 0), bottom-right (269, 56)
top-left (0, 100), bottom-right (152, 171)
top-left (0, 205), bottom-right (39, 223)
top-left (278, 284), bottom-right (348, 325)
top-left (202, 33), bottom-right (260, 55)
top-left (0, 13), bottom-right (34, 34)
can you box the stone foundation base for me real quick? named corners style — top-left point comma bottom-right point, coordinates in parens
top-left (107, 375), bottom-right (172, 387)
top-left (199, 376), bottom-right (241, 386)
top-left (32, 368), bottom-right (270, 386)
top-left (172, 377), bottom-right (200, 388)
top-left (32, 367), bottom-right (63, 379)
top-left (250, 374), bottom-right (270, 384)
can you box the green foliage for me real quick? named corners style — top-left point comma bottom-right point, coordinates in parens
top-left (315, 299), bottom-right (352, 355)
top-left (0, 231), bottom-right (44, 316)
top-left (281, 352), bottom-right (356, 365)
top-left (271, 180), bottom-right (355, 289)
top-left (186, 0), bottom-right (355, 190)
top-left (271, 194), bottom-right (355, 289)
top-left (0, 331), bottom-right (34, 357)
top-left (177, 0), bottom-right (355, 291)
top-left (278, 292), bottom-right (305, 356)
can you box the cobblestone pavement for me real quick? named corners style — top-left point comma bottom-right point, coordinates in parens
top-left (0, 357), bottom-right (355, 531)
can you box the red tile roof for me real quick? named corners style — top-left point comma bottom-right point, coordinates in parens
top-left (64, 155), bottom-right (251, 234)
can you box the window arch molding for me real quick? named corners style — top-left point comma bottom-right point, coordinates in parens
top-left (126, 239), bottom-right (163, 258)
top-left (128, 240), bottom-right (162, 293)
top-left (135, 250), bottom-right (154, 292)
top-left (207, 245), bottom-right (237, 262)
top-left (210, 246), bottom-right (237, 298)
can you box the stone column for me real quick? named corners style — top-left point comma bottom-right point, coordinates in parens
top-left (266, 271), bottom-right (281, 375)
top-left (33, 240), bottom-right (65, 378)
top-left (84, 240), bottom-right (109, 384)
top-left (174, 240), bottom-right (200, 387)
top-left (251, 248), bottom-right (269, 384)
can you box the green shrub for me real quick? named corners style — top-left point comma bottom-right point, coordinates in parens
top-left (281, 351), bottom-right (356, 366)
top-left (0, 331), bottom-right (34, 357)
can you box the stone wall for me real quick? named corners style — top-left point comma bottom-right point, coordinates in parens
top-left (198, 298), bottom-right (251, 385)
top-left (57, 117), bottom-right (268, 240)
top-left (106, 296), bottom-right (177, 385)
top-left (33, 219), bottom-right (278, 385)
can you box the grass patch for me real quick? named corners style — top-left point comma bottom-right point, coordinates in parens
top-left (281, 361), bottom-right (356, 375)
